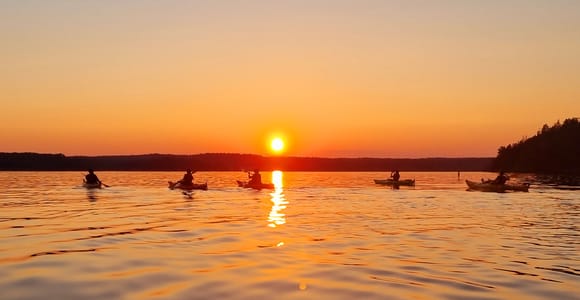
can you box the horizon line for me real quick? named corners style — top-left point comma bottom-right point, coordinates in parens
top-left (1, 151), bottom-right (495, 160)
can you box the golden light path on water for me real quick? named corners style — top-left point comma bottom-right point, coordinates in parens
top-left (268, 171), bottom-right (306, 289)
top-left (268, 170), bottom-right (287, 231)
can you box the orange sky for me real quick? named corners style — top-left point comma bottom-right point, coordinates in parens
top-left (1, 1), bottom-right (579, 157)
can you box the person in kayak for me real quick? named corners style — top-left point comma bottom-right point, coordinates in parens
top-left (391, 170), bottom-right (400, 182)
top-left (85, 169), bottom-right (102, 185)
top-left (178, 169), bottom-right (195, 185)
top-left (248, 169), bottom-right (262, 185)
top-left (492, 171), bottom-right (509, 185)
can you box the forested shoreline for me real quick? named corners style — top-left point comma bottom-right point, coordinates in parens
top-left (3, 118), bottom-right (578, 174)
top-left (0, 152), bottom-right (493, 172)
top-left (494, 118), bottom-right (580, 175)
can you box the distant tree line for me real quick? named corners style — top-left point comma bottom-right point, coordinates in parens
top-left (494, 118), bottom-right (580, 174)
top-left (0, 152), bottom-right (494, 172)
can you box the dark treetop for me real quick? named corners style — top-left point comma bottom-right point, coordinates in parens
top-left (494, 117), bottom-right (580, 175)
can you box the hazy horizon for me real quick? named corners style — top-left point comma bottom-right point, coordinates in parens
top-left (2, 150), bottom-right (496, 159)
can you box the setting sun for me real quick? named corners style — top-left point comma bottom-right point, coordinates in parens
top-left (271, 137), bottom-right (285, 153)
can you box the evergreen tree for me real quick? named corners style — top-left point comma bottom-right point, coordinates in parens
top-left (494, 118), bottom-right (580, 174)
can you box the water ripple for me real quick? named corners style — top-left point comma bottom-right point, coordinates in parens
top-left (0, 171), bottom-right (578, 299)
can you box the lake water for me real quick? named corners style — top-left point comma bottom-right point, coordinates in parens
top-left (0, 171), bottom-right (578, 299)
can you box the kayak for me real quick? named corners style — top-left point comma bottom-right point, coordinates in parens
top-left (168, 181), bottom-right (208, 191)
top-left (465, 180), bottom-right (529, 192)
top-left (237, 180), bottom-right (275, 190)
top-left (374, 179), bottom-right (415, 186)
top-left (83, 182), bottom-right (102, 189)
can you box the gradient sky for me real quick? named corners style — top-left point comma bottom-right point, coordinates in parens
top-left (1, 1), bottom-right (579, 157)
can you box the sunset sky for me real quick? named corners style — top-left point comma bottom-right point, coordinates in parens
top-left (1, 1), bottom-right (579, 157)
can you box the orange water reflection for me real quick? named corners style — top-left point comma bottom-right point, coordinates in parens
top-left (268, 171), bottom-right (287, 228)
top-left (86, 189), bottom-right (98, 202)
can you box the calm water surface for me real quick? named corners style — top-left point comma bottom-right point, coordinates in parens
top-left (0, 171), bottom-right (578, 299)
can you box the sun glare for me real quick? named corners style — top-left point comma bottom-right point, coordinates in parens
top-left (271, 137), bottom-right (285, 153)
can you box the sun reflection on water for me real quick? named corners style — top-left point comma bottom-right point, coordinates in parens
top-left (268, 171), bottom-right (287, 228)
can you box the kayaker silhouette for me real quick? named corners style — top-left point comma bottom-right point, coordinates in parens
top-left (178, 169), bottom-right (195, 185)
top-left (391, 170), bottom-right (400, 182)
top-left (85, 169), bottom-right (101, 185)
top-left (492, 171), bottom-right (509, 185)
top-left (248, 169), bottom-right (262, 185)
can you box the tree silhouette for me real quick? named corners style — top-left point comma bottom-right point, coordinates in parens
top-left (494, 118), bottom-right (580, 174)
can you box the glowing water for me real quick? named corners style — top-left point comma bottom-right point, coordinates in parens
top-left (0, 172), bottom-right (577, 299)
